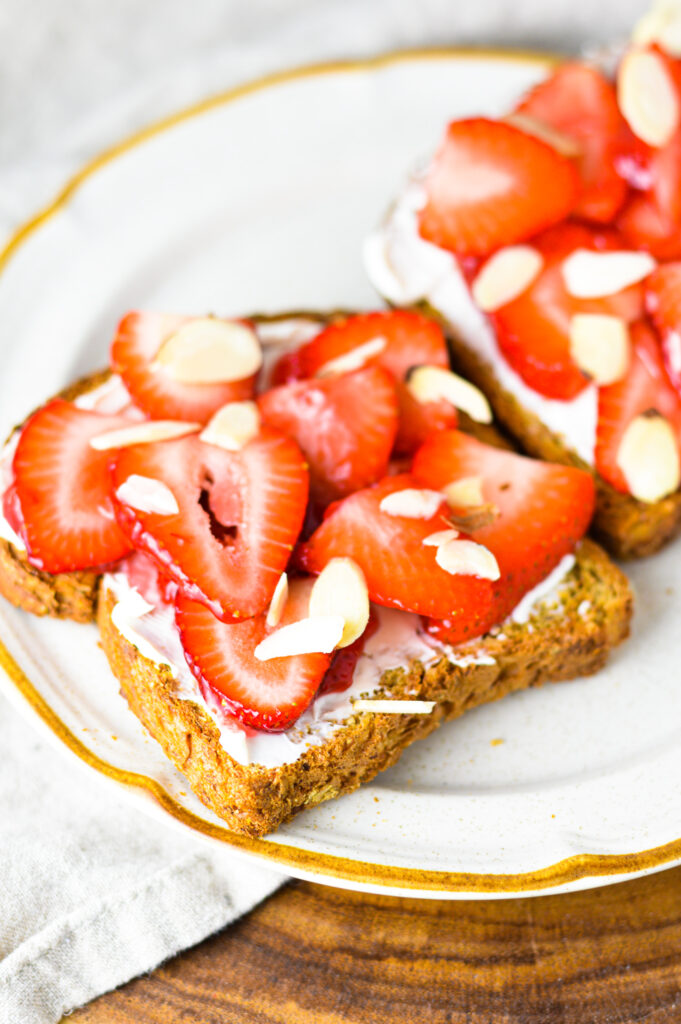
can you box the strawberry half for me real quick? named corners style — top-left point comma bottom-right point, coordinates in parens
top-left (176, 577), bottom-right (330, 732)
top-left (111, 431), bottom-right (308, 622)
top-left (647, 262), bottom-right (681, 392)
top-left (257, 365), bottom-right (398, 507)
top-left (491, 223), bottom-right (645, 400)
top-left (595, 320), bottom-right (681, 493)
top-left (418, 118), bottom-right (579, 257)
top-left (412, 429), bottom-right (595, 639)
top-left (111, 312), bottom-right (257, 422)
top-left (298, 473), bottom-right (496, 630)
top-left (515, 62), bottom-right (628, 223)
top-left (617, 193), bottom-right (681, 260)
top-left (269, 311), bottom-right (457, 454)
top-left (7, 399), bottom-right (133, 572)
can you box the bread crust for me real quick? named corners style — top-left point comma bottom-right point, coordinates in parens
top-left (98, 539), bottom-right (632, 837)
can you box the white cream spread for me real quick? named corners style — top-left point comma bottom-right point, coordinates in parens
top-left (364, 183), bottom-right (599, 465)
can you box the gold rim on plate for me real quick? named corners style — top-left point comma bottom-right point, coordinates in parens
top-left (2, 46), bottom-right (678, 895)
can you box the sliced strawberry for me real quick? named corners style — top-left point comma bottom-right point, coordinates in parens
top-left (257, 365), bottom-right (398, 507)
top-left (270, 311), bottom-right (457, 454)
top-left (595, 320), bottom-right (681, 492)
top-left (647, 262), bottom-right (681, 392)
top-left (491, 223), bottom-right (645, 400)
top-left (176, 577), bottom-right (330, 732)
top-left (111, 312), bottom-right (257, 423)
top-left (617, 192), bottom-right (681, 259)
top-left (111, 431), bottom-right (308, 622)
top-left (412, 429), bottom-right (595, 638)
top-left (6, 400), bottom-right (133, 573)
top-left (418, 118), bottom-right (579, 257)
top-left (298, 473), bottom-right (496, 631)
top-left (515, 62), bottom-right (628, 223)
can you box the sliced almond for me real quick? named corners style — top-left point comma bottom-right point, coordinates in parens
top-left (616, 411), bottom-right (681, 502)
top-left (633, 1), bottom-right (681, 58)
top-left (352, 699), bottom-right (435, 714)
top-left (265, 572), bottom-right (289, 629)
top-left (379, 488), bottom-right (443, 519)
top-left (154, 318), bottom-right (262, 383)
top-left (504, 112), bottom-right (582, 156)
top-left (199, 401), bottom-right (260, 451)
top-left (115, 475), bottom-right (180, 516)
top-left (569, 314), bottom-right (631, 385)
top-left (254, 615), bottom-right (345, 661)
top-left (315, 336), bottom-right (387, 377)
top-left (435, 538), bottom-right (500, 580)
top-left (617, 47), bottom-right (680, 147)
top-left (308, 557), bottom-right (370, 648)
top-left (442, 476), bottom-right (485, 508)
top-left (407, 366), bottom-right (492, 424)
top-left (90, 420), bottom-right (200, 450)
top-left (422, 528), bottom-right (459, 547)
top-left (471, 245), bottom-right (544, 312)
top-left (446, 504), bottom-right (499, 533)
top-left (562, 249), bottom-right (657, 299)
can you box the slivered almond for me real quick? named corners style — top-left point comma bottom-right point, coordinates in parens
top-left (352, 699), bottom-right (435, 714)
top-left (90, 420), bottom-right (200, 450)
top-left (254, 615), bottom-right (345, 661)
top-left (569, 314), bottom-right (631, 385)
top-left (435, 538), bottom-right (500, 580)
top-left (199, 401), bottom-right (260, 451)
top-left (633, 1), bottom-right (681, 59)
top-left (422, 528), bottom-right (459, 547)
top-left (504, 112), bottom-right (582, 156)
top-left (617, 47), bottom-right (680, 147)
top-left (471, 245), bottom-right (544, 312)
top-left (309, 557), bottom-right (370, 648)
top-left (315, 336), bottom-right (387, 377)
top-left (446, 504), bottom-right (499, 533)
top-left (407, 366), bottom-right (492, 424)
top-left (442, 476), bottom-right (485, 508)
top-left (562, 249), bottom-right (657, 298)
top-left (379, 488), bottom-right (443, 519)
top-left (154, 318), bottom-right (262, 383)
top-left (115, 475), bottom-right (180, 515)
top-left (265, 572), bottom-right (289, 629)
top-left (616, 411), bottom-right (681, 502)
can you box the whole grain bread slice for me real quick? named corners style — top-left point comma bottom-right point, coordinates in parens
top-left (97, 539), bottom-right (632, 837)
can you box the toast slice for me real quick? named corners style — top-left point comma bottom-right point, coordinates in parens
top-left (97, 539), bottom-right (631, 837)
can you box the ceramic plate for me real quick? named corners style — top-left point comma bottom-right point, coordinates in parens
top-left (1, 50), bottom-right (680, 899)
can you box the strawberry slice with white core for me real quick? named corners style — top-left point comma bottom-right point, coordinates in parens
top-left (175, 577), bottom-right (331, 732)
top-left (111, 312), bottom-right (259, 423)
top-left (418, 118), bottom-right (579, 257)
top-left (112, 430), bottom-right (308, 622)
top-left (646, 261), bottom-right (681, 391)
top-left (7, 399), bottom-right (133, 572)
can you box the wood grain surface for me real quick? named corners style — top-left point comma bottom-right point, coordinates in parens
top-left (71, 869), bottom-right (681, 1023)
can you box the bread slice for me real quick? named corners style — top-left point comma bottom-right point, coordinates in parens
top-left (97, 539), bottom-right (631, 837)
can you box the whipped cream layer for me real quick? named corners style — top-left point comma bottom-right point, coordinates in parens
top-left (364, 183), bottom-right (599, 465)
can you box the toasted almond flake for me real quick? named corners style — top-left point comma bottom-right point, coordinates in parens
top-left (115, 475), bottom-right (180, 516)
top-left (407, 366), bottom-right (492, 424)
top-left (617, 411), bottom-right (681, 502)
top-left (562, 249), bottom-right (657, 298)
top-left (435, 538), bottom-right (501, 580)
top-left (569, 314), bottom-right (631, 385)
top-left (442, 476), bottom-right (485, 508)
top-left (315, 336), bottom-right (387, 377)
top-left (90, 420), bottom-right (200, 450)
top-left (447, 503), bottom-right (500, 533)
top-left (254, 615), bottom-right (345, 661)
top-left (199, 401), bottom-right (261, 451)
top-left (379, 488), bottom-right (443, 519)
top-left (154, 318), bottom-right (262, 383)
top-left (265, 572), bottom-right (289, 629)
top-left (352, 699), bottom-right (435, 714)
top-left (504, 112), bottom-right (582, 156)
top-left (617, 47), bottom-right (680, 147)
top-left (309, 557), bottom-right (370, 648)
top-left (471, 245), bottom-right (544, 313)
top-left (422, 528), bottom-right (459, 547)
top-left (633, 1), bottom-right (681, 59)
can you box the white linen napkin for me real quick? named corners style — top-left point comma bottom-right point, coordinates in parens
top-left (0, 0), bottom-right (651, 1020)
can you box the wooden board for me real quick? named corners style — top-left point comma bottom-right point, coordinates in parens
top-left (71, 868), bottom-right (681, 1022)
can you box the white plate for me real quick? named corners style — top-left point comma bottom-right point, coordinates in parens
top-left (1, 49), bottom-right (680, 899)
